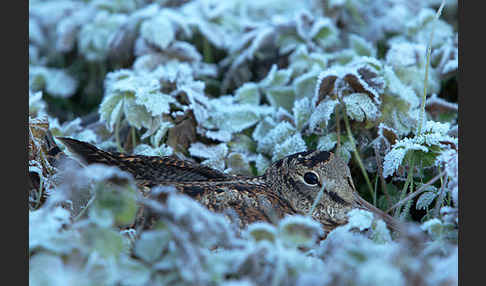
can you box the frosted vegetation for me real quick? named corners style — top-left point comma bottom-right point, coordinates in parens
top-left (29, 0), bottom-right (458, 285)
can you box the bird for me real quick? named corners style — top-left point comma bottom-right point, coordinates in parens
top-left (56, 137), bottom-right (400, 234)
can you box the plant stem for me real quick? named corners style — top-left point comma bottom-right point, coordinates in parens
top-left (417, 0), bottom-right (446, 135)
top-left (114, 116), bottom-right (124, 153)
top-left (342, 107), bottom-right (375, 202)
top-left (387, 170), bottom-right (447, 213)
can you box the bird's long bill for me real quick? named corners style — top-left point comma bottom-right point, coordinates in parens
top-left (352, 193), bottom-right (402, 234)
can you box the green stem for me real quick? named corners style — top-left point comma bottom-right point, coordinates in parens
top-left (394, 156), bottom-right (415, 218)
top-left (417, 0), bottom-right (445, 135)
top-left (203, 37), bottom-right (213, 63)
top-left (342, 107), bottom-right (375, 202)
top-left (114, 116), bottom-right (124, 153)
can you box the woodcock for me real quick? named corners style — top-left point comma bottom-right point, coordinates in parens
top-left (57, 137), bottom-right (400, 234)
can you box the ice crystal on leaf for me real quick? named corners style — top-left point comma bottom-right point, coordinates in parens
top-left (383, 121), bottom-right (457, 178)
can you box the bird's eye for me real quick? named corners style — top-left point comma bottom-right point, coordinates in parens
top-left (303, 172), bottom-right (319, 186)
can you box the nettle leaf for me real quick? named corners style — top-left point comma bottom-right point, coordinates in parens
top-left (382, 121), bottom-right (457, 178)
top-left (133, 143), bottom-right (173, 157)
top-left (345, 209), bottom-right (374, 231)
top-left (252, 116), bottom-right (277, 144)
top-left (123, 96), bottom-right (154, 130)
top-left (247, 222), bottom-right (277, 243)
top-left (292, 97), bottom-right (312, 130)
top-left (278, 215), bottom-right (323, 248)
top-left (343, 93), bottom-right (380, 122)
top-left (272, 133), bottom-right (307, 161)
top-left (265, 86), bottom-right (296, 111)
top-left (100, 69), bottom-right (176, 133)
top-left (294, 69), bottom-right (320, 100)
top-left (29, 66), bottom-right (78, 98)
top-left (235, 82), bottom-right (261, 105)
top-left (380, 66), bottom-right (420, 135)
top-left (140, 13), bottom-right (175, 50)
top-left (256, 120), bottom-right (296, 155)
top-left (209, 101), bottom-right (272, 134)
top-left (78, 11), bottom-right (128, 61)
top-left (310, 17), bottom-right (339, 48)
top-left (308, 98), bottom-right (338, 132)
top-left (116, 256), bottom-right (152, 286)
top-left (349, 34), bottom-right (376, 58)
top-left (260, 65), bottom-right (292, 88)
top-left (416, 191), bottom-right (438, 210)
top-left (288, 45), bottom-right (329, 75)
top-left (29, 206), bottom-right (75, 254)
top-left (134, 230), bottom-right (171, 263)
top-left (189, 142), bottom-right (228, 171)
top-left (386, 42), bottom-right (441, 97)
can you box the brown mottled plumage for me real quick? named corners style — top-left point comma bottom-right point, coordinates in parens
top-left (57, 137), bottom-right (399, 233)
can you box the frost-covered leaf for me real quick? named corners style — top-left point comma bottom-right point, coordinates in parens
top-left (226, 152), bottom-right (252, 176)
top-left (189, 142), bottom-right (228, 171)
top-left (416, 191), bottom-right (438, 210)
top-left (346, 209), bottom-right (374, 231)
top-left (29, 90), bottom-right (46, 117)
top-left (140, 14), bottom-right (175, 50)
top-left (259, 65), bottom-right (292, 88)
top-left (235, 82), bottom-right (261, 105)
top-left (292, 97), bottom-right (312, 130)
top-left (256, 121), bottom-right (295, 155)
top-left (383, 121), bottom-right (457, 178)
top-left (247, 222), bottom-right (277, 243)
top-left (293, 69), bottom-right (320, 100)
top-left (29, 66), bottom-right (78, 98)
top-left (134, 230), bottom-right (170, 263)
top-left (278, 215), bottom-right (322, 247)
top-left (386, 42), bottom-right (441, 96)
top-left (343, 93), bottom-right (380, 122)
top-left (288, 45), bottom-right (328, 75)
top-left (78, 11), bottom-right (128, 61)
top-left (272, 133), bottom-right (307, 161)
top-left (308, 98), bottom-right (338, 131)
top-left (349, 34), bottom-right (376, 58)
top-left (29, 206), bottom-right (74, 254)
top-left (116, 256), bottom-right (152, 286)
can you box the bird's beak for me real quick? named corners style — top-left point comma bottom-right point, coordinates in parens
top-left (352, 193), bottom-right (402, 234)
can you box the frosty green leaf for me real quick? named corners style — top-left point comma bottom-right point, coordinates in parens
top-left (256, 121), bottom-right (295, 155)
top-left (78, 11), bottom-right (128, 61)
top-left (235, 82), bottom-right (261, 105)
top-left (141, 14), bottom-right (175, 50)
top-left (278, 215), bottom-right (322, 247)
top-left (134, 230), bottom-right (170, 263)
top-left (292, 97), bottom-right (312, 130)
top-left (416, 191), bottom-right (438, 210)
top-left (343, 93), bottom-right (380, 122)
top-left (272, 133), bottom-right (307, 161)
top-left (247, 222), bottom-right (277, 243)
top-left (29, 66), bottom-right (78, 98)
top-left (308, 98), bottom-right (338, 131)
